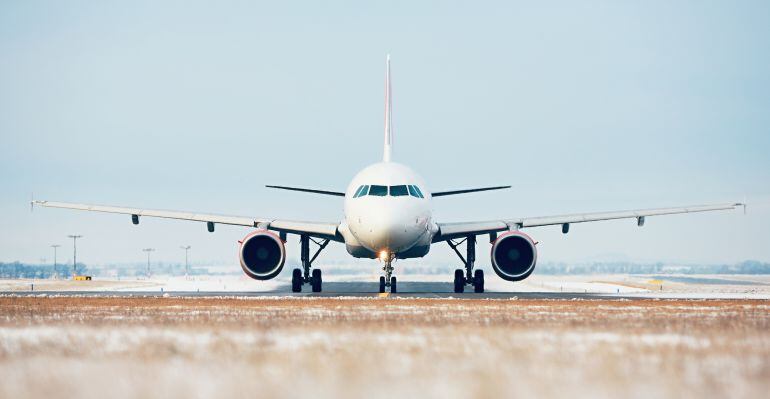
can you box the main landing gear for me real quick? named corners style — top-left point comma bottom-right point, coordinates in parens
top-left (291, 234), bottom-right (330, 293)
top-left (446, 235), bottom-right (484, 293)
top-left (378, 253), bottom-right (397, 294)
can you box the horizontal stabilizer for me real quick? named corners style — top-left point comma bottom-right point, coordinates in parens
top-left (432, 185), bottom-right (511, 197)
top-left (265, 185), bottom-right (345, 197)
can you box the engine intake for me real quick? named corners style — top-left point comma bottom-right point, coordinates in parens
top-left (490, 231), bottom-right (537, 281)
top-left (239, 230), bottom-right (286, 280)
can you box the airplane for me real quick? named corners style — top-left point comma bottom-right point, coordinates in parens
top-left (32, 55), bottom-right (744, 294)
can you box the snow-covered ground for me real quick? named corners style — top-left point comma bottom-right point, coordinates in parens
top-left (0, 296), bottom-right (768, 399)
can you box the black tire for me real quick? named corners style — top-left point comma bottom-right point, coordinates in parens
top-left (379, 276), bottom-right (386, 293)
top-left (291, 268), bottom-right (302, 293)
top-left (390, 276), bottom-right (397, 293)
top-left (474, 269), bottom-right (485, 293)
top-left (311, 269), bottom-right (322, 293)
top-left (454, 269), bottom-right (465, 293)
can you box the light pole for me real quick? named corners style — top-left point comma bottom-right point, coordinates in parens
top-left (180, 245), bottom-right (191, 277)
top-left (67, 235), bottom-right (82, 278)
top-left (51, 244), bottom-right (61, 279)
top-left (143, 248), bottom-right (155, 278)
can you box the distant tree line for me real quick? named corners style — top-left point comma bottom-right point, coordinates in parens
top-left (0, 260), bottom-right (225, 279)
top-left (535, 260), bottom-right (770, 275)
top-left (0, 262), bottom-right (88, 279)
top-left (0, 261), bottom-right (204, 279)
top-left (98, 262), bottom-right (209, 278)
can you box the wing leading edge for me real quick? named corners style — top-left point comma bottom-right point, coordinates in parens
top-left (432, 186), bottom-right (511, 197)
top-left (265, 185), bottom-right (345, 197)
top-left (32, 200), bottom-right (342, 241)
top-left (434, 202), bottom-right (743, 242)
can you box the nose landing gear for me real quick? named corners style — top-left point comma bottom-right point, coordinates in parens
top-left (447, 235), bottom-right (484, 293)
top-left (378, 253), bottom-right (397, 293)
top-left (291, 234), bottom-right (330, 293)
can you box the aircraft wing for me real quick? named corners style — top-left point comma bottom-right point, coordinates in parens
top-left (32, 200), bottom-right (342, 241)
top-left (433, 202), bottom-right (744, 242)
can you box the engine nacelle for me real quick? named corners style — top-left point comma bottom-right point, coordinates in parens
top-left (239, 230), bottom-right (286, 280)
top-left (490, 231), bottom-right (537, 281)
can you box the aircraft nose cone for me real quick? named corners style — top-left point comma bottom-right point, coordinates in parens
top-left (365, 211), bottom-right (418, 252)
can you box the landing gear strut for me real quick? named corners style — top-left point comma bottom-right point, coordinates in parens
top-left (446, 235), bottom-right (484, 293)
top-left (291, 234), bottom-right (330, 293)
top-left (378, 254), bottom-right (397, 294)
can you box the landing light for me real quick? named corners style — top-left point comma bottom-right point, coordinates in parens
top-left (379, 250), bottom-right (389, 261)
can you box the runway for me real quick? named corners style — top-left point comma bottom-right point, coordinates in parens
top-left (4, 281), bottom-right (639, 299)
top-left (5, 290), bottom-right (647, 299)
top-left (5, 277), bottom-right (770, 299)
top-left (4, 292), bottom-right (654, 300)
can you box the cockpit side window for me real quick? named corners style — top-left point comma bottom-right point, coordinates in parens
top-left (408, 185), bottom-right (425, 198)
top-left (368, 185), bottom-right (387, 196)
top-left (353, 185), bottom-right (369, 198)
top-left (389, 185), bottom-right (409, 196)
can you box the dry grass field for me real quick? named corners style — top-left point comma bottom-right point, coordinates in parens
top-left (0, 296), bottom-right (768, 399)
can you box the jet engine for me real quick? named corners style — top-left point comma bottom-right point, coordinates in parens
top-left (239, 230), bottom-right (286, 280)
top-left (490, 231), bottom-right (537, 281)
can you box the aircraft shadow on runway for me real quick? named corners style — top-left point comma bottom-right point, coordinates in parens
top-left (258, 281), bottom-right (635, 299)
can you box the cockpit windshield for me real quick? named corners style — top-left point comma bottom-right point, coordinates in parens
top-left (389, 185), bottom-right (408, 196)
top-left (353, 184), bottom-right (425, 198)
top-left (368, 185), bottom-right (388, 196)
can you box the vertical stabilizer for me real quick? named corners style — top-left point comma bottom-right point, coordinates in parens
top-left (383, 54), bottom-right (393, 162)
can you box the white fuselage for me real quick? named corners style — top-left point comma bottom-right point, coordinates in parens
top-left (341, 162), bottom-right (437, 258)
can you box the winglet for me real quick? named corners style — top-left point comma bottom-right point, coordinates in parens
top-left (383, 54), bottom-right (393, 162)
top-left (30, 193), bottom-right (34, 213)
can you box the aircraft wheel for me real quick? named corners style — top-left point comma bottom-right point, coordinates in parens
top-left (379, 276), bottom-right (386, 293)
top-left (291, 268), bottom-right (302, 293)
top-left (473, 269), bottom-right (485, 293)
top-left (453, 269), bottom-right (465, 293)
top-left (390, 276), bottom-right (397, 293)
top-left (311, 269), bottom-right (322, 292)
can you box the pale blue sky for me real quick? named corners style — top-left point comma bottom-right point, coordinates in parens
top-left (1, 1), bottom-right (769, 267)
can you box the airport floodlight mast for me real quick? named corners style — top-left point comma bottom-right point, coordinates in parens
top-left (143, 248), bottom-right (155, 278)
top-left (180, 245), bottom-right (191, 277)
top-left (67, 235), bottom-right (82, 278)
top-left (51, 244), bottom-right (61, 279)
